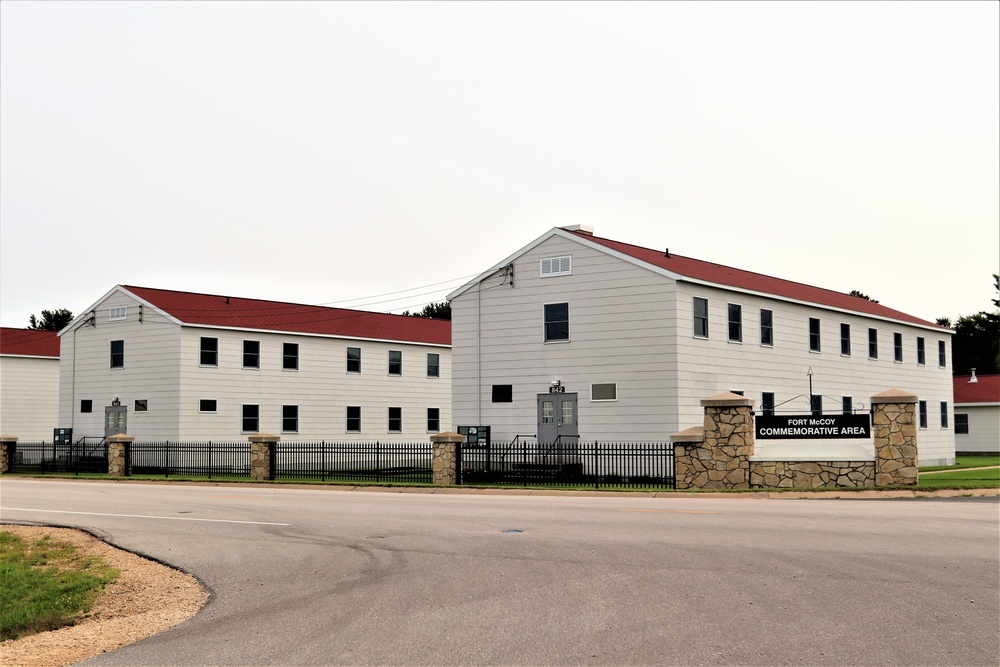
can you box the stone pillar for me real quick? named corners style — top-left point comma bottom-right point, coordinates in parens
top-left (431, 431), bottom-right (464, 485)
top-left (249, 434), bottom-right (279, 481)
top-left (0, 436), bottom-right (17, 474)
top-left (106, 434), bottom-right (134, 477)
top-left (871, 389), bottom-right (919, 486)
top-left (670, 427), bottom-right (705, 490)
top-left (671, 392), bottom-right (755, 490)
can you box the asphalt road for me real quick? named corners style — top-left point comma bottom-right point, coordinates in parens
top-left (1, 479), bottom-right (998, 666)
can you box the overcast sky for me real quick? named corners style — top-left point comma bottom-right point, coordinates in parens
top-left (1, 1), bottom-right (997, 329)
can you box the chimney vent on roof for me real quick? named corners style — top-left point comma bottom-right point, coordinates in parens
top-left (665, 248), bottom-right (670, 258)
top-left (563, 224), bottom-right (594, 236)
top-left (969, 368), bottom-right (978, 383)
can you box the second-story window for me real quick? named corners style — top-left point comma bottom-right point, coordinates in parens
top-left (243, 340), bottom-right (260, 369)
top-left (728, 304), bottom-right (742, 342)
top-left (760, 309), bottom-right (773, 346)
top-left (894, 333), bottom-right (903, 362)
top-left (389, 350), bottom-right (402, 375)
top-left (283, 343), bottom-right (299, 370)
top-left (868, 328), bottom-right (878, 359)
top-left (809, 318), bottom-right (821, 352)
top-left (917, 337), bottom-right (926, 365)
top-left (427, 353), bottom-right (440, 377)
top-left (110, 340), bottom-right (124, 369)
top-left (347, 347), bottom-right (361, 373)
top-left (693, 297), bottom-right (708, 338)
top-left (544, 303), bottom-right (570, 342)
top-left (840, 323), bottom-right (851, 356)
top-left (200, 337), bottom-right (218, 366)
top-left (938, 340), bottom-right (947, 367)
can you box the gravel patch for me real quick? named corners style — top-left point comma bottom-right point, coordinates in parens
top-left (0, 524), bottom-right (209, 667)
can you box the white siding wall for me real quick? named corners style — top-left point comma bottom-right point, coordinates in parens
top-left (59, 292), bottom-right (182, 439)
top-left (453, 233), bottom-right (955, 465)
top-left (453, 235), bottom-right (681, 444)
top-left (177, 327), bottom-right (450, 442)
top-left (0, 355), bottom-right (60, 440)
top-left (674, 283), bottom-right (955, 465)
top-left (954, 405), bottom-right (1000, 454)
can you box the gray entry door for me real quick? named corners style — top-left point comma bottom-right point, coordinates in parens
top-left (537, 393), bottom-right (579, 448)
top-left (105, 406), bottom-right (127, 437)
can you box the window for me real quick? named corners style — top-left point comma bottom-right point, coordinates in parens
top-left (389, 350), bottom-right (402, 375)
top-left (809, 318), bottom-right (821, 352)
top-left (591, 383), bottom-right (617, 401)
top-left (243, 341), bottom-right (260, 369)
top-left (840, 324), bottom-right (851, 356)
top-left (728, 304), bottom-right (742, 342)
top-left (918, 400), bottom-right (928, 429)
top-left (110, 340), bottom-right (124, 368)
top-left (868, 328), bottom-right (878, 359)
top-left (200, 337), bottom-right (219, 366)
top-left (492, 385), bottom-right (513, 403)
top-left (544, 303), bottom-right (569, 342)
top-left (917, 337), bottom-right (925, 365)
top-left (693, 298), bottom-right (709, 338)
top-left (282, 405), bottom-right (298, 433)
top-left (199, 399), bottom-right (217, 413)
top-left (388, 407), bottom-right (402, 432)
top-left (938, 340), bottom-right (947, 368)
top-left (810, 395), bottom-right (822, 416)
top-left (427, 353), bottom-right (440, 378)
top-left (761, 392), bottom-right (775, 417)
top-left (842, 396), bottom-right (853, 415)
top-left (242, 404), bottom-right (259, 433)
top-left (283, 343), bottom-right (299, 370)
top-left (894, 333), bottom-right (903, 362)
top-left (540, 256), bottom-right (572, 277)
top-left (347, 347), bottom-right (361, 373)
top-left (135, 399), bottom-right (148, 412)
top-left (346, 406), bottom-right (361, 432)
top-left (109, 306), bottom-right (127, 321)
top-left (940, 402), bottom-right (948, 429)
top-left (955, 413), bottom-right (969, 435)
top-left (760, 309), bottom-right (773, 346)
top-left (81, 400), bottom-right (93, 413)
top-left (427, 408), bottom-right (440, 432)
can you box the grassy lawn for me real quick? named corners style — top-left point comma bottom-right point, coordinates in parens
top-left (920, 455), bottom-right (1000, 472)
top-left (0, 530), bottom-right (119, 641)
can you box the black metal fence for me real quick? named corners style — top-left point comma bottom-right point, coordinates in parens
top-left (8, 439), bottom-right (673, 489)
top-left (9, 441), bottom-right (109, 474)
top-left (460, 440), bottom-right (675, 489)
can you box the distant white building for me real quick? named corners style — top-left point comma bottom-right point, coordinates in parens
top-left (953, 373), bottom-right (1000, 454)
top-left (448, 226), bottom-right (956, 465)
top-left (58, 286), bottom-right (451, 442)
top-left (0, 328), bottom-right (60, 440)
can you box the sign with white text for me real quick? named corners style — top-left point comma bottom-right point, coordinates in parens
top-left (755, 414), bottom-right (871, 440)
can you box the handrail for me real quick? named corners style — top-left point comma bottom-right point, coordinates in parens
top-left (497, 435), bottom-right (536, 465)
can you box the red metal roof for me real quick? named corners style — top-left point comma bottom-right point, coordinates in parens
top-left (954, 375), bottom-right (1000, 404)
top-left (0, 328), bottom-right (60, 358)
top-left (119, 286), bottom-right (451, 346)
top-left (571, 230), bottom-right (944, 329)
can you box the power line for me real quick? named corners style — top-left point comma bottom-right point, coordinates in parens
top-left (318, 274), bottom-right (477, 307)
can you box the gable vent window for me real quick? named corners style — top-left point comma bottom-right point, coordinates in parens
top-left (540, 256), bottom-right (572, 277)
top-left (109, 306), bottom-right (127, 321)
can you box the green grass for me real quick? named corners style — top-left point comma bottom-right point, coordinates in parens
top-left (917, 466), bottom-right (1000, 489)
top-left (0, 531), bottom-right (119, 641)
top-left (920, 455), bottom-right (1000, 472)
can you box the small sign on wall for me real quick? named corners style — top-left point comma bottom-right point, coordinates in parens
top-left (756, 414), bottom-right (871, 440)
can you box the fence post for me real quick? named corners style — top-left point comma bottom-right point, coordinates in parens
top-left (0, 436), bottom-right (17, 474)
top-left (431, 432), bottom-right (464, 485)
top-left (107, 434), bottom-right (134, 477)
top-left (249, 434), bottom-right (279, 481)
top-left (871, 389), bottom-right (919, 486)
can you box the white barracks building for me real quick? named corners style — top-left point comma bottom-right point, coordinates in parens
top-left (448, 227), bottom-right (956, 466)
top-left (58, 286), bottom-right (451, 442)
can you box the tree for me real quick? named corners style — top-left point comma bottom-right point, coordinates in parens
top-left (401, 301), bottom-right (451, 320)
top-left (27, 308), bottom-right (74, 331)
top-left (939, 274), bottom-right (1000, 375)
top-left (849, 290), bottom-right (879, 303)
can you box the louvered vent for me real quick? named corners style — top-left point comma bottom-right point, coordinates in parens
top-left (540, 256), bottom-right (572, 277)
